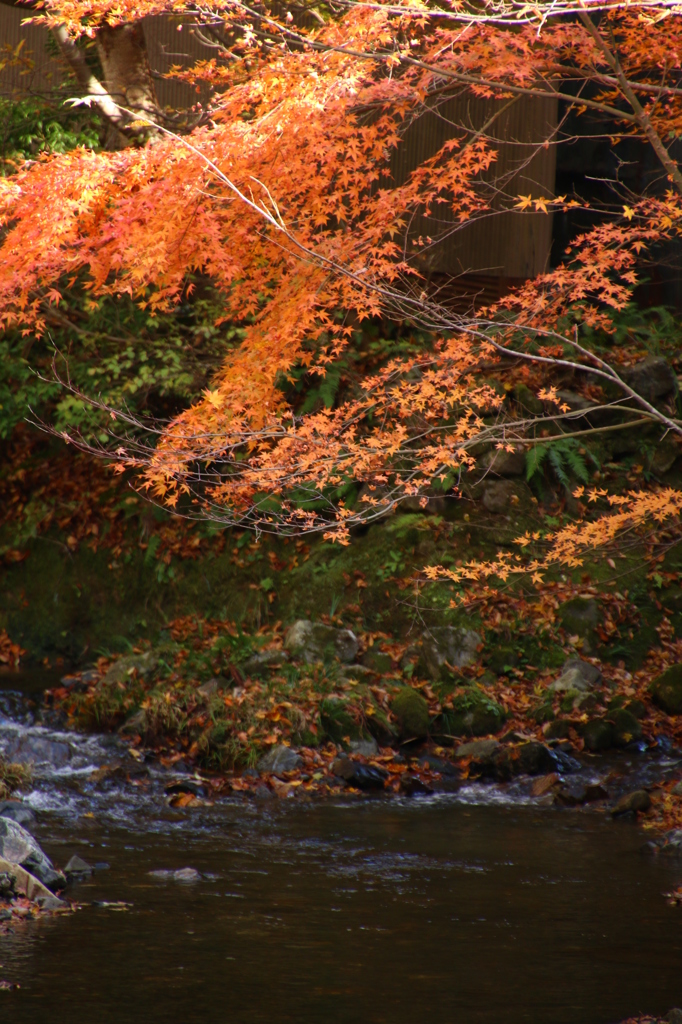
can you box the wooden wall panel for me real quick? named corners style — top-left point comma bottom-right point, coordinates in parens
top-left (391, 94), bottom-right (558, 279)
top-left (1, 9), bottom-right (558, 282)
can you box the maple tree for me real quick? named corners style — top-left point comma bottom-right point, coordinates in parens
top-left (1, 0), bottom-right (682, 582)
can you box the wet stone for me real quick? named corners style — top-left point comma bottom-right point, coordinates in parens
top-left (64, 855), bottom-right (93, 881)
top-left (400, 775), bottom-right (433, 797)
top-left (611, 789), bottom-right (651, 816)
top-left (331, 758), bottom-right (387, 791)
top-left (3, 734), bottom-right (72, 767)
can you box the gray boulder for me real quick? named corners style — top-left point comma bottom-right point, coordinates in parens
top-left (240, 649), bottom-right (289, 675)
top-left (256, 745), bottom-right (303, 775)
top-left (623, 356), bottom-right (678, 404)
top-left (480, 447), bottom-right (526, 477)
top-left (3, 733), bottom-right (72, 767)
top-left (348, 737), bottom-right (379, 757)
top-left (0, 818), bottom-right (64, 891)
top-left (548, 658), bottom-right (602, 694)
top-left (482, 479), bottom-right (531, 514)
top-left (284, 620), bottom-right (358, 664)
top-left (421, 626), bottom-right (481, 680)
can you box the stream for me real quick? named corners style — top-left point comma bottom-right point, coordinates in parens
top-left (0, 670), bottom-right (681, 1024)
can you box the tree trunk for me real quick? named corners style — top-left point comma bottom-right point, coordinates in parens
top-left (95, 22), bottom-right (161, 149)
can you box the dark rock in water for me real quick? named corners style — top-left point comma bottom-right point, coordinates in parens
top-left (64, 855), bottom-right (93, 881)
top-left (471, 741), bottom-right (556, 781)
top-left (517, 742), bottom-right (557, 776)
top-left (347, 764), bottom-right (388, 791)
top-left (331, 757), bottom-right (387, 791)
top-left (400, 775), bottom-right (433, 797)
top-left (455, 740), bottom-right (500, 760)
top-left (418, 755), bottom-right (459, 776)
top-left (256, 745), bottom-right (302, 774)
top-left (647, 829), bottom-right (682, 857)
top-left (650, 664), bottom-right (682, 715)
top-left (623, 355), bottom-right (678, 404)
top-left (391, 688), bottom-right (430, 740)
top-left (4, 734), bottom-right (72, 767)
top-left (0, 818), bottom-right (65, 891)
top-left (611, 789), bottom-right (651, 816)
top-left (284, 620), bottom-right (358, 664)
top-left (549, 747), bottom-right (581, 774)
top-left (0, 801), bottom-right (36, 828)
top-left (165, 780), bottom-right (206, 798)
top-left (582, 718), bottom-right (614, 752)
top-left (610, 708), bottom-right (643, 746)
top-left (556, 782), bottom-right (608, 807)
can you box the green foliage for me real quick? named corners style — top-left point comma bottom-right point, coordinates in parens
top-left (0, 97), bottom-right (103, 175)
top-left (578, 302), bottom-right (681, 358)
top-left (526, 437), bottom-right (597, 488)
top-left (0, 289), bottom-right (243, 440)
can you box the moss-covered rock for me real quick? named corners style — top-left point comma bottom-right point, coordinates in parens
top-left (436, 689), bottom-right (506, 738)
top-left (486, 645), bottom-right (520, 675)
top-left (610, 708), bottom-right (643, 746)
top-left (650, 664), bottom-right (682, 715)
top-left (319, 697), bottom-right (362, 744)
top-left (544, 718), bottom-right (572, 740)
top-left (391, 688), bottom-right (430, 740)
top-left (558, 598), bottom-right (601, 653)
top-left (582, 718), bottom-right (614, 752)
top-left (361, 648), bottom-right (394, 673)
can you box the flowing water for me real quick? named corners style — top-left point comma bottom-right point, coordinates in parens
top-left (0, 670), bottom-right (681, 1024)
